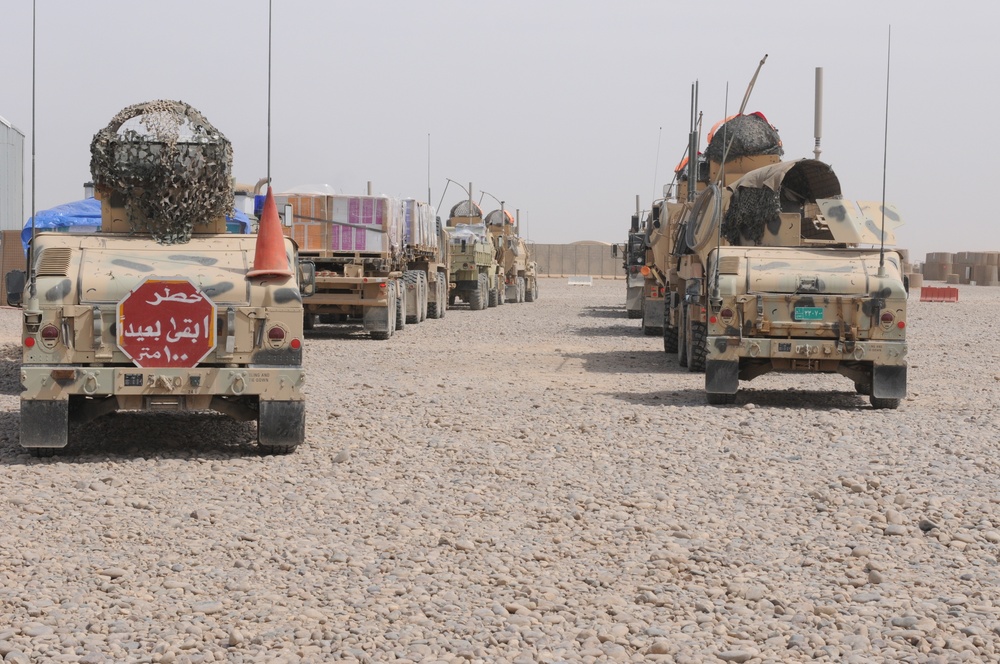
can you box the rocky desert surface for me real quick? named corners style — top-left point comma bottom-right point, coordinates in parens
top-left (1, 278), bottom-right (998, 663)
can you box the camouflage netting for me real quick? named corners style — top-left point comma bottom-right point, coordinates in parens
top-left (721, 187), bottom-right (780, 245)
top-left (704, 114), bottom-right (783, 163)
top-left (449, 200), bottom-right (483, 219)
top-left (90, 100), bottom-right (234, 245)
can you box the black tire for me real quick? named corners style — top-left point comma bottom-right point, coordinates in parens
top-left (525, 279), bottom-right (536, 302)
top-left (395, 281), bottom-right (407, 331)
top-left (303, 313), bottom-right (315, 331)
top-left (627, 309), bottom-right (641, 319)
top-left (469, 274), bottom-right (486, 310)
top-left (428, 272), bottom-right (445, 319)
top-left (663, 325), bottom-right (678, 353)
top-left (488, 282), bottom-right (498, 308)
top-left (688, 320), bottom-right (707, 372)
top-left (258, 401), bottom-right (304, 455)
top-left (855, 381), bottom-right (872, 395)
top-left (28, 447), bottom-right (57, 458)
top-left (438, 273), bottom-right (447, 318)
top-left (870, 395), bottom-right (900, 410)
top-left (419, 272), bottom-right (428, 322)
top-left (449, 291), bottom-right (457, 308)
top-left (706, 391), bottom-right (737, 405)
top-left (404, 271), bottom-right (421, 324)
top-left (677, 307), bottom-right (688, 367)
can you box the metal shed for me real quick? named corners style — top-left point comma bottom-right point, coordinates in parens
top-left (1, 115), bottom-right (25, 232)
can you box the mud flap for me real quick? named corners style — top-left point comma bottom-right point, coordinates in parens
top-left (258, 400), bottom-right (305, 449)
top-left (21, 399), bottom-right (69, 449)
top-left (705, 360), bottom-right (739, 394)
top-left (362, 303), bottom-right (391, 333)
top-left (872, 365), bottom-right (906, 399)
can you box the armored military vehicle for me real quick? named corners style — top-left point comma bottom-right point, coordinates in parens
top-left (484, 208), bottom-right (538, 303)
top-left (446, 200), bottom-right (499, 310)
top-left (655, 109), bottom-right (907, 408)
top-left (12, 100), bottom-right (307, 455)
top-left (621, 212), bottom-right (645, 319)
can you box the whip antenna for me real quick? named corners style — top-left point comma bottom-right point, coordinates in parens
top-left (651, 125), bottom-right (662, 204)
top-left (878, 26), bottom-right (891, 277)
top-left (709, 84), bottom-right (730, 310)
top-left (26, 0), bottom-right (39, 313)
top-left (266, 0), bottom-right (272, 189)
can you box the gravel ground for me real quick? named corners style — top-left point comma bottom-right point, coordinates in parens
top-left (1, 278), bottom-right (999, 663)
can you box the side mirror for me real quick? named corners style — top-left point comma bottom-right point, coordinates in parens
top-left (5, 270), bottom-right (25, 308)
top-left (611, 245), bottom-right (619, 257)
top-left (298, 261), bottom-right (316, 297)
top-left (282, 204), bottom-right (294, 228)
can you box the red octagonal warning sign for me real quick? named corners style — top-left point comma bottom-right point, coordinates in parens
top-left (117, 277), bottom-right (217, 368)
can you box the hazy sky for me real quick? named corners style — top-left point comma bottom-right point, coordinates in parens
top-left (1, 1), bottom-right (997, 261)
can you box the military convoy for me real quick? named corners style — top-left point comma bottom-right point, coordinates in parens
top-left (637, 75), bottom-right (908, 408)
top-left (10, 100), bottom-right (308, 455)
top-left (444, 195), bottom-right (537, 309)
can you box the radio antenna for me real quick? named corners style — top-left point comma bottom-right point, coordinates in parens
top-left (651, 125), bottom-right (662, 204)
top-left (709, 83), bottom-right (729, 311)
top-left (878, 26), bottom-right (891, 277)
top-left (26, 0), bottom-right (39, 314)
top-left (266, 0), bottom-right (273, 189)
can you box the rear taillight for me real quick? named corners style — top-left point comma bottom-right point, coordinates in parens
top-left (267, 327), bottom-right (286, 341)
top-left (39, 324), bottom-right (60, 350)
top-left (290, 338), bottom-right (302, 350)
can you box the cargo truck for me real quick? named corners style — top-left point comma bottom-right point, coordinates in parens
top-left (285, 189), bottom-right (416, 340)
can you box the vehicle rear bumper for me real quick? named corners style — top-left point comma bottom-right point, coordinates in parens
top-left (20, 365), bottom-right (305, 401)
top-left (707, 336), bottom-right (907, 366)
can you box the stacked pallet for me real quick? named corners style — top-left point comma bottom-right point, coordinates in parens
top-left (921, 251), bottom-right (1000, 286)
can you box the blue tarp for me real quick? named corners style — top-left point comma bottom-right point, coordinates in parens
top-left (21, 198), bottom-right (253, 254)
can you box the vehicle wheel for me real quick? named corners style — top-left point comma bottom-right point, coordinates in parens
top-left (404, 270), bottom-right (421, 324)
top-left (706, 391), bottom-right (737, 405)
top-left (258, 400), bottom-right (304, 454)
top-left (303, 312), bottom-right (315, 331)
top-left (449, 291), bottom-right (457, 308)
top-left (855, 381), bottom-right (872, 395)
top-left (870, 395), bottom-right (900, 410)
top-left (395, 280), bottom-right (407, 331)
top-left (677, 307), bottom-right (688, 367)
top-left (438, 273), bottom-right (447, 318)
top-left (419, 272), bottom-right (428, 321)
top-left (663, 325), bottom-right (678, 353)
top-left (627, 309), bottom-right (642, 319)
top-left (428, 273), bottom-right (445, 319)
top-left (488, 282), bottom-right (498, 307)
top-left (28, 447), bottom-right (57, 458)
top-left (688, 320), bottom-right (707, 372)
top-left (469, 274), bottom-right (486, 310)
top-left (525, 279), bottom-right (536, 302)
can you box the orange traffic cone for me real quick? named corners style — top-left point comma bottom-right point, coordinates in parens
top-left (248, 187), bottom-right (293, 278)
